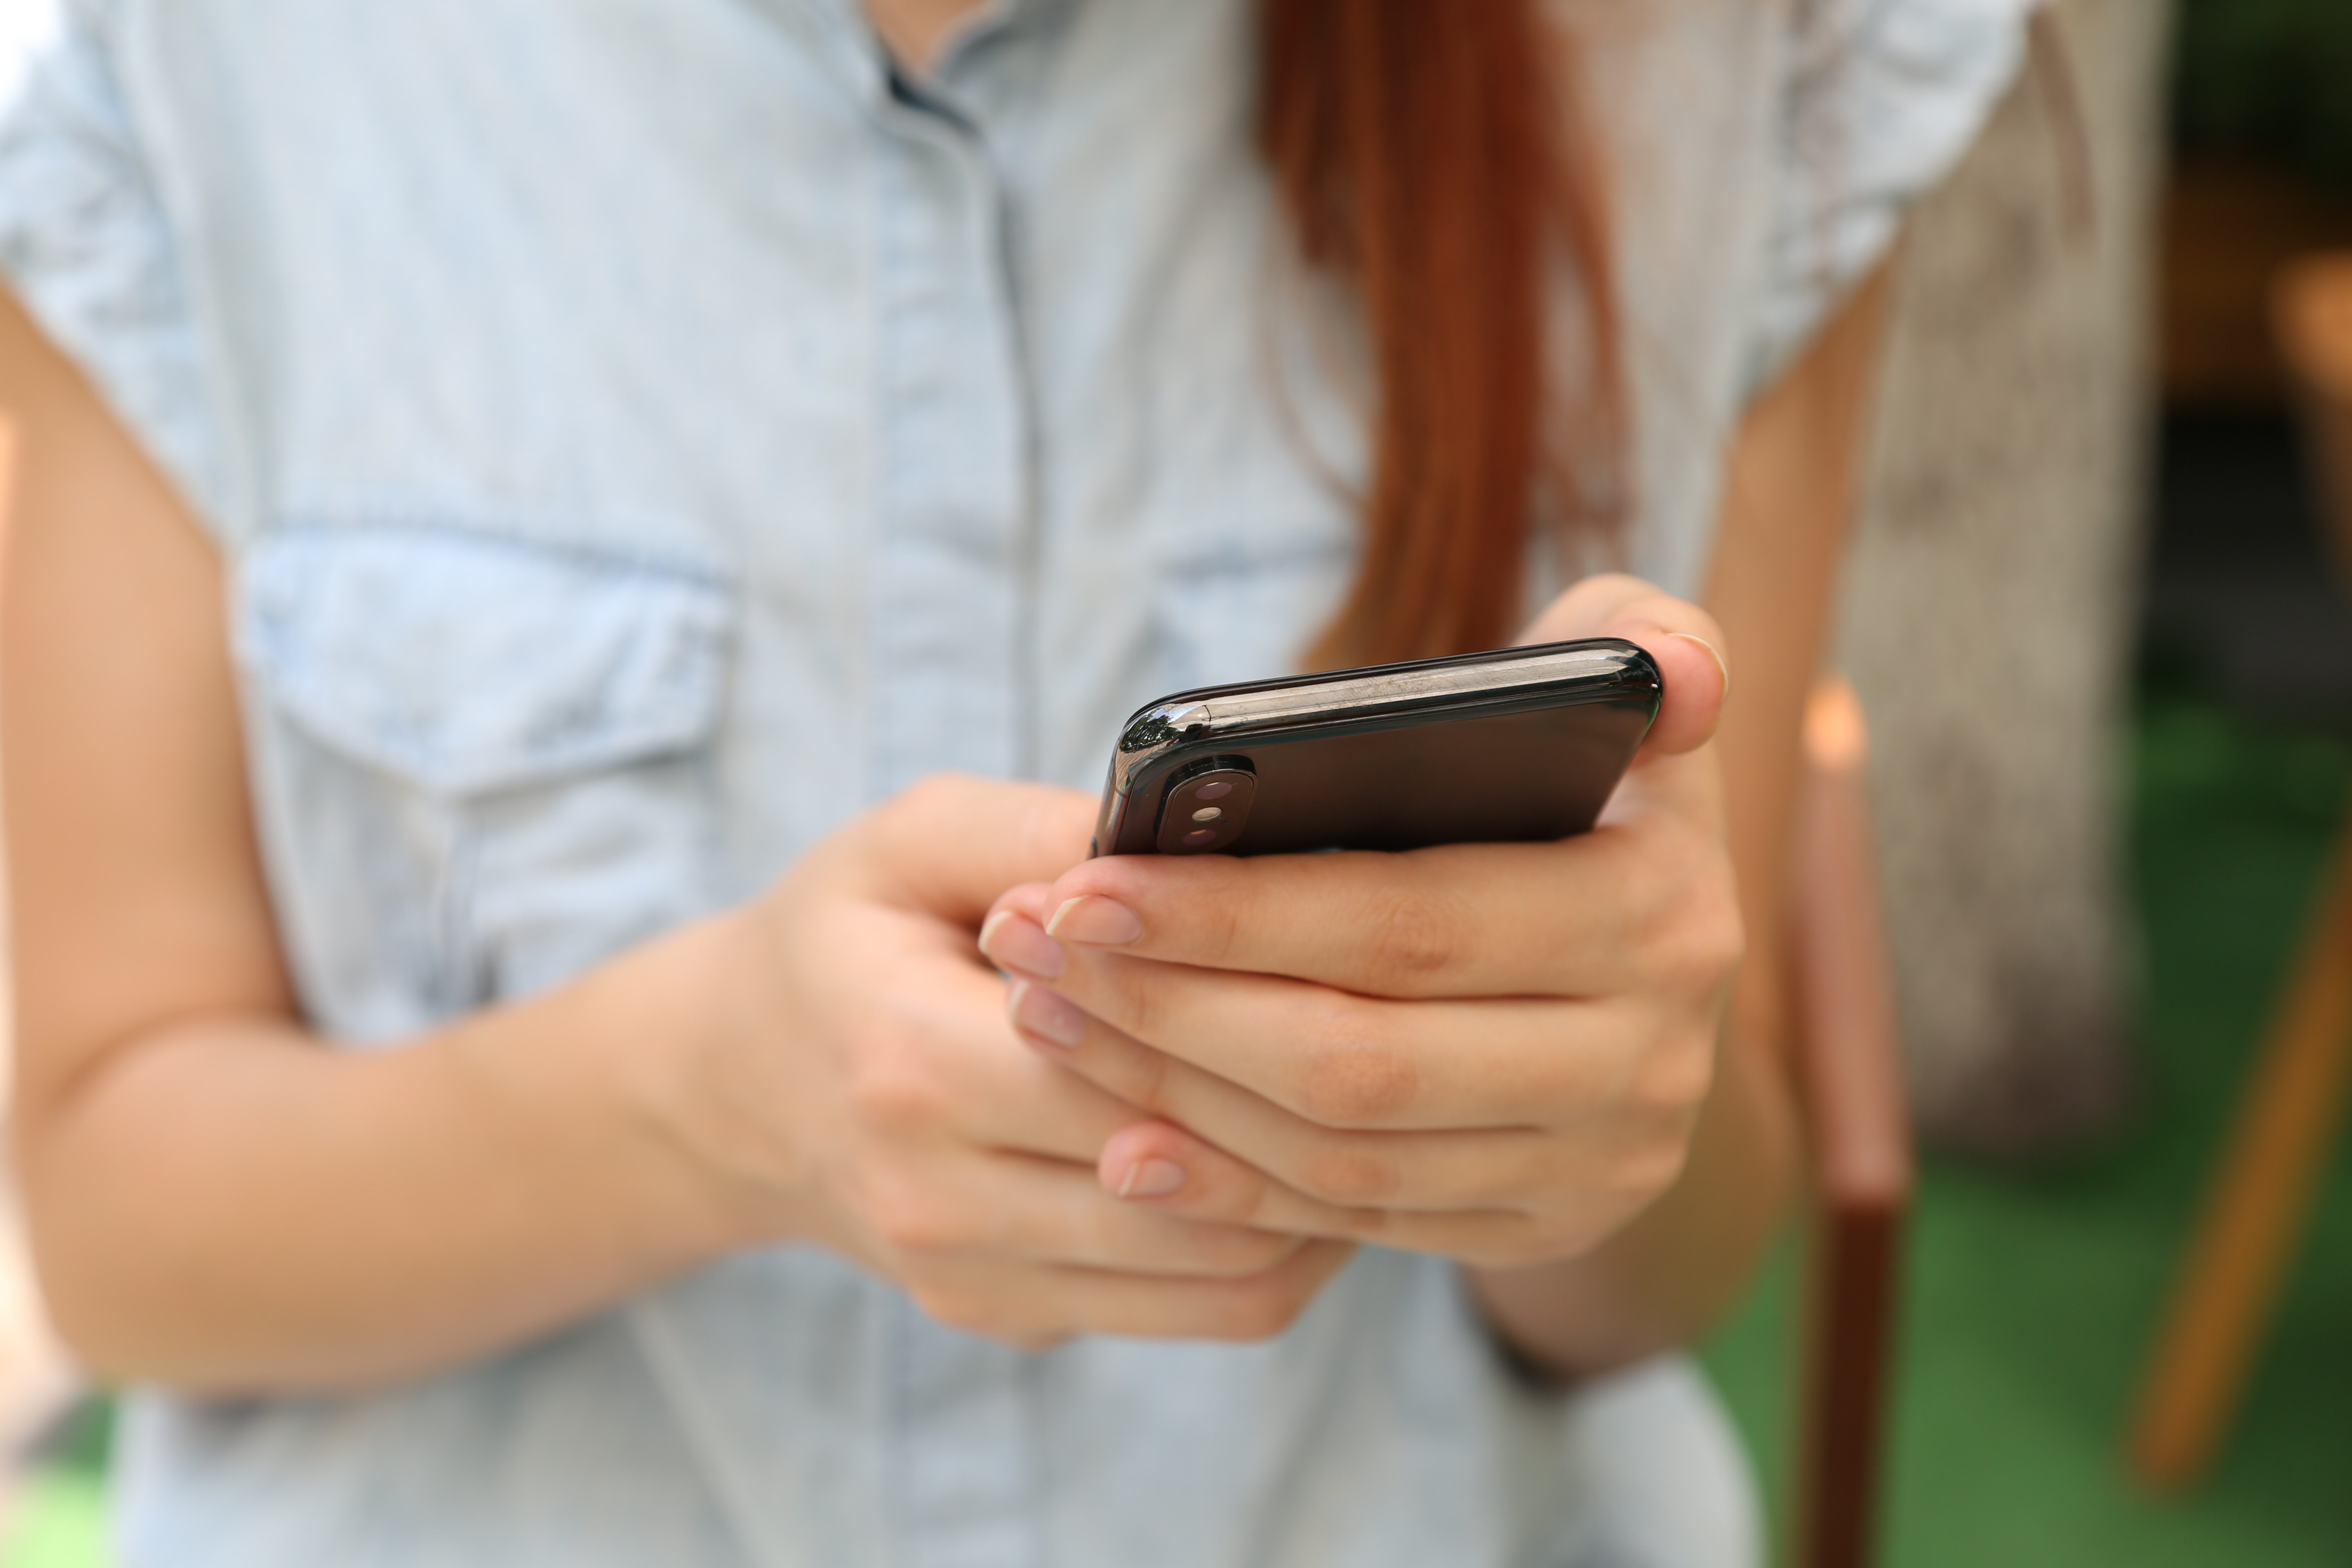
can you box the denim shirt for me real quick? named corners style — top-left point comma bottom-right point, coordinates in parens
top-left (0, 1), bottom-right (2022, 1562)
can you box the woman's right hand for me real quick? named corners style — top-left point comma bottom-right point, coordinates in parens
top-left (645, 773), bottom-right (1356, 1348)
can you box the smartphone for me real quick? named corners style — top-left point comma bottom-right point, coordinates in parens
top-left (1089, 637), bottom-right (1662, 858)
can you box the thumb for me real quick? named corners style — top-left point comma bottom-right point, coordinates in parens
top-left (1517, 573), bottom-right (1730, 757)
top-left (854, 773), bottom-right (1098, 926)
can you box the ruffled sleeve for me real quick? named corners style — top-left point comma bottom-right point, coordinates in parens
top-left (0, 0), bottom-right (227, 529)
top-left (1744, 0), bottom-right (2035, 390)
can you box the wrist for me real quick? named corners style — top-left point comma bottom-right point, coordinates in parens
top-left (599, 907), bottom-right (822, 1258)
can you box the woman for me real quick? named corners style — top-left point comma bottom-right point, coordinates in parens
top-left (0, 1), bottom-right (2024, 1563)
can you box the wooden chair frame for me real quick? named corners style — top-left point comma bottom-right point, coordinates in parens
top-left (1786, 677), bottom-right (1917, 1568)
top-left (2125, 254), bottom-right (2352, 1491)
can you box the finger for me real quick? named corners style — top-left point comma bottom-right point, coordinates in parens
top-left (909, 1238), bottom-right (1358, 1345)
top-left (1088, 1120), bottom-right (1615, 1266)
top-left (976, 882), bottom-right (1063, 979)
top-left (1016, 997), bottom-right (1636, 1209)
top-left (1008, 953), bottom-right (1677, 1133)
top-left (1040, 1238), bottom-right (1359, 1341)
top-left (947, 1151), bottom-right (1308, 1278)
top-left (891, 947), bottom-right (1156, 1164)
top-left (1090, 1099), bottom-right (1554, 1221)
top-left (989, 819), bottom-right (1717, 999)
top-left (1516, 574), bottom-right (1730, 757)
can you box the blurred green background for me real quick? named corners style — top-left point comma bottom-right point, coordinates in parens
top-left (1706, 677), bottom-right (2352, 1566)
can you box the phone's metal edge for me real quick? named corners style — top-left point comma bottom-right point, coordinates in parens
top-left (1092, 639), bottom-right (1660, 854)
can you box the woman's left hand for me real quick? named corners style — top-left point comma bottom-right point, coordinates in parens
top-left (976, 576), bottom-right (1744, 1270)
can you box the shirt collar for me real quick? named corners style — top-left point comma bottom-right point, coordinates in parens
top-left (787, 0), bottom-right (1074, 93)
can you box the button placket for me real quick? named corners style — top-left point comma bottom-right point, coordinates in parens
top-left (865, 87), bottom-right (1034, 797)
top-left (866, 76), bottom-right (1050, 1568)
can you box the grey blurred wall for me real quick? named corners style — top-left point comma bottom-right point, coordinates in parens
top-left (1838, 0), bottom-right (2176, 1154)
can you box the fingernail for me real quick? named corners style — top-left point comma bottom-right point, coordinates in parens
top-left (1046, 895), bottom-right (1143, 947)
top-left (1665, 631), bottom-right (1731, 704)
top-left (979, 910), bottom-right (1065, 980)
top-left (1007, 979), bottom-right (1087, 1049)
top-left (1114, 1157), bottom-right (1187, 1199)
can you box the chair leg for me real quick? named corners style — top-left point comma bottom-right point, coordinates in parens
top-left (2126, 815), bottom-right (2352, 1489)
top-left (1790, 680), bottom-right (1913, 1568)
top-left (1795, 1204), bottom-right (1904, 1568)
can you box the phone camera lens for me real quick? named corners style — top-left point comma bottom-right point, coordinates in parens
top-left (1157, 763), bottom-right (1253, 854)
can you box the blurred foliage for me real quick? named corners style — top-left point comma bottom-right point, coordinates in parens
top-left (36, 1404), bottom-right (108, 1483)
top-left (2, 1471), bottom-right (108, 1568)
top-left (2173, 0), bottom-right (2352, 190)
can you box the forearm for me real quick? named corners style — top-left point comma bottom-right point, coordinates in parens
top-left (18, 915), bottom-right (752, 1396)
top-left (1463, 1029), bottom-right (1797, 1378)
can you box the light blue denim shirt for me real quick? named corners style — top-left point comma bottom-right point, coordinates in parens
top-left (0, 1), bottom-right (2023, 1562)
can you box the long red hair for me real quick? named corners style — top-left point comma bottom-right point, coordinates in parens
top-left (1258, 1), bottom-right (1623, 668)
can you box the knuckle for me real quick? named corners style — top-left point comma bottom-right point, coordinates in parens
top-left (1677, 890), bottom-right (1746, 992)
top-left (846, 1048), bottom-right (949, 1138)
top-left (1647, 845), bottom-right (1743, 991)
top-left (1357, 885), bottom-right (1459, 986)
top-left (1196, 884), bottom-right (1250, 968)
top-left (1291, 1003), bottom-right (1419, 1128)
top-left (1098, 960), bottom-right (1163, 1043)
top-left (1632, 1030), bottom-right (1718, 1116)
top-left (1110, 1042), bottom-right (1180, 1120)
top-left (1218, 1168), bottom-right (1303, 1232)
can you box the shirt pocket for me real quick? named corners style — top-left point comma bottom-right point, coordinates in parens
top-left (234, 522), bottom-right (735, 1040)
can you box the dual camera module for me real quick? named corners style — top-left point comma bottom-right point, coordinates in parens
top-left (1154, 760), bottom-right (1257, 854)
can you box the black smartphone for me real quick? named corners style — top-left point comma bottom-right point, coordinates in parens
top-left (1089, 637), bottom-right (1662, 858)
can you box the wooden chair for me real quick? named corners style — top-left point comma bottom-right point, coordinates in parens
top-left (1786, 676), bottom-right (1916, 1568)
top-left (2125, 255), bottom-right (2352, 1490)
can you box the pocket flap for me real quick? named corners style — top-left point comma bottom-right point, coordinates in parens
top-left (236, 526), bottom-right (734, 796)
